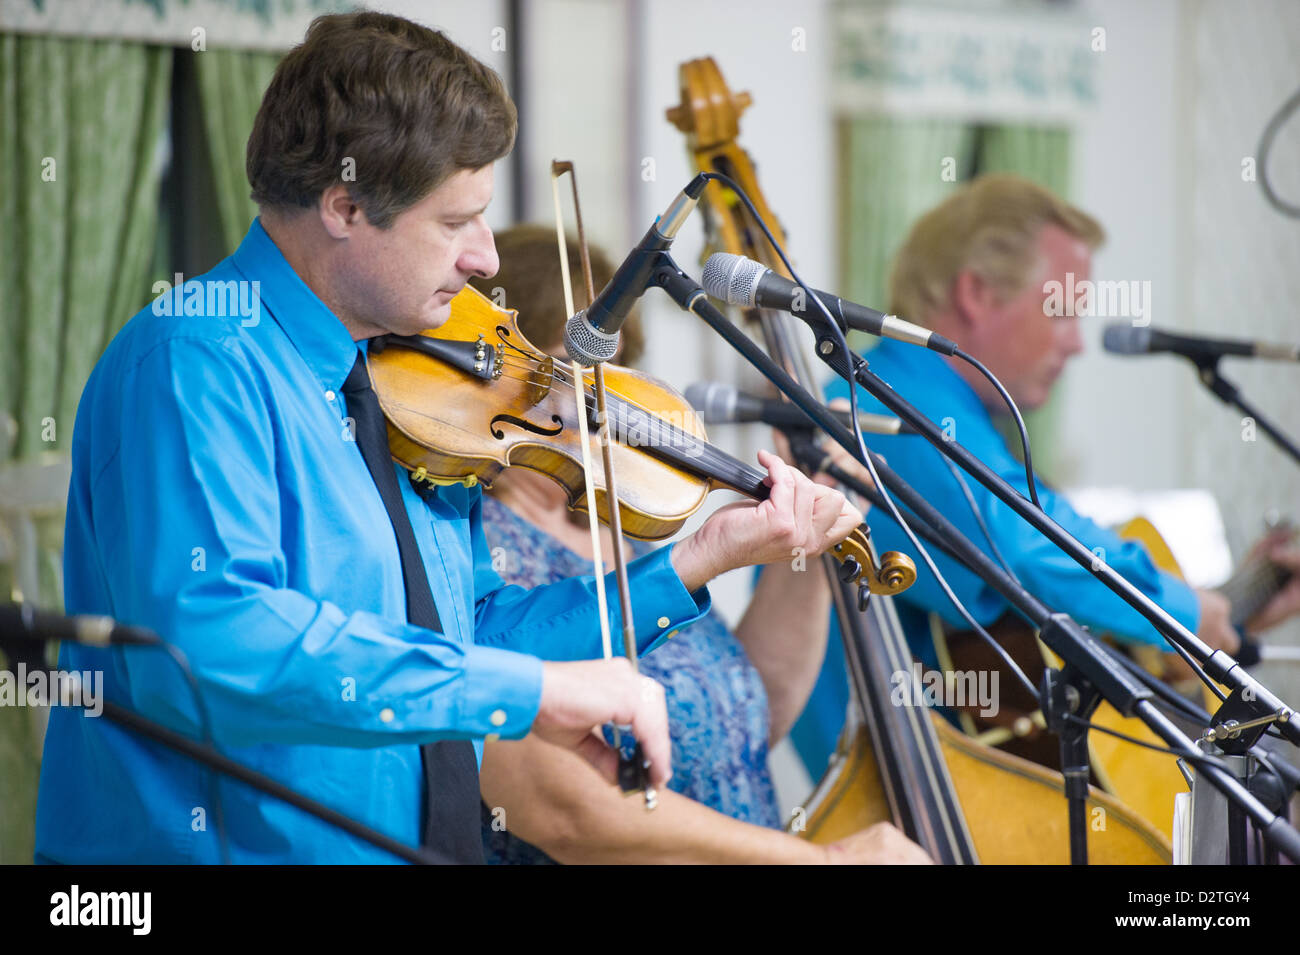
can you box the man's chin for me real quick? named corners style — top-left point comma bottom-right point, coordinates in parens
top-left (412, 302), bottom-right (453, 334)
top-left (1025, 382), bottom-right (1058, 411)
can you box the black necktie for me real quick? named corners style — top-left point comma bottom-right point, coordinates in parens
top-left (342, 350), bottom-right (484, 864)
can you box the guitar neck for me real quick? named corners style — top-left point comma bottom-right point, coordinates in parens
top-left (1218, 553), bottom-right (1293, 630)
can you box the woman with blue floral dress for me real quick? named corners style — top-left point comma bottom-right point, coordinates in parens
top-left (471, 226), bottom-right (928, 865)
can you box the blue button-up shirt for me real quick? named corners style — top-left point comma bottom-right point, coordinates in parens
top-left (35, 218), bottom-right (709, 864)
top-left (828, 339), bottom-right (1199, 641)
top-left (789, 339), bottom-right (1199, 776)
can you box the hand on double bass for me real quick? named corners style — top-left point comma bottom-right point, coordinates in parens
top-left (828, 823), bottom-right (935, 865)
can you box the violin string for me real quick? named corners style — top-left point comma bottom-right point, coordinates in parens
top-left (496, 357), bottom-right (703, 435)
top-left (490, 358), bottom-right (759, 485)
top-left (490, 345), bottom-right (770, 488)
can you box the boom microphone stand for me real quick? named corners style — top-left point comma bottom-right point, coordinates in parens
top-left (1191, 356), bottom-right (1300, 468)
top-left (2, 606), bottom-right (449, 865)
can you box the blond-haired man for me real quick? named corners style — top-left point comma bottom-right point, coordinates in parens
top-left (795, 174), bottom-right (1300, 771)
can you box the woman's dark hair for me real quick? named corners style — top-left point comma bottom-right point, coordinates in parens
top-left (469, 224), bottom-right (645, 366)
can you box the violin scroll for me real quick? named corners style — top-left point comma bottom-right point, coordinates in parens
top-left (833, 527), bottom-right (917, 596)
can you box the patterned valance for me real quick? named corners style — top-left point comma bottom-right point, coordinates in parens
top-left (0, 0), bottom-right (345, 50)
top-left (833, 0), bottom-right (1097, 125)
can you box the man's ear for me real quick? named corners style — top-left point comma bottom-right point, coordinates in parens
top-left (318, 184), bottom-right (366, 239)
top-left (951, 268), bottom-right (997, 332)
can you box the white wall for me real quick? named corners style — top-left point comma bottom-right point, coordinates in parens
top-left (1062, 0), bottom-right (1191, 492)
top-left (371, 0), bottom-right (517, 230)
top-left (1182, 0), bottom-right (1300, 707)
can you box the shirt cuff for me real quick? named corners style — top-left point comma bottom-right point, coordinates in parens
top-left (627, 541), bottom-right (713, 656)
top-left (1117, 573), bottom-right (1201, 648)
top-left (456, 644), bottom-right (544, 740)
top-left (1158, 574), bottom-right (1201, 640)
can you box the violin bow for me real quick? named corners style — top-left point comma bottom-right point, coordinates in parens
top-left (550, 160), bottom-right (657, 809)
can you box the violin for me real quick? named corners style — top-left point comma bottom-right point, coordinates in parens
top-left (365, 284), bottom-right (916, 599)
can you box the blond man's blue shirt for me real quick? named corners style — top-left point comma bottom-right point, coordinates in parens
top-left (790, 339), bottom-right (1199, 776)
top-left (826, 339), bottom-right (1199, 642)
top-left (35, 218), bottom-right (708, 863)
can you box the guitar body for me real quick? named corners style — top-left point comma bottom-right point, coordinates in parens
top-left (935, 517), bottom-right (1217, 842)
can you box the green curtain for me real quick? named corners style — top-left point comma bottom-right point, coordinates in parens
top-left (838, 116), bottom-right (978, 322)
top-left (194, 49), bottom-right (282, 254)
top-left (0, 32), bottom-right (172, 864)
top-left (976, 125), bottom-right (1072, 197)
top-left (0, 34), bottom-right (171, 463)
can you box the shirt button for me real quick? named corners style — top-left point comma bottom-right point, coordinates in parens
top-left (490, 709), bottom-right (507, 727)
top-left (657, 616), bottom-right (670, 629)
top-left (325, 390), bottom-right (336, 402)
top-left (379, 707), bottom-right (394, 723)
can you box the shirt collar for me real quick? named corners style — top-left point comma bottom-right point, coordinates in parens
top-left (873, 338), bottom-right (986, 417)
top-left (231, 217), bottom-right (361, 393)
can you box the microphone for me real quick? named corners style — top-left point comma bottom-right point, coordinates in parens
top-left (563, 174), bottom-right (708, 366)
top-left (701, 252), bottom-right (957, 356)
top-left (1, 603), bottom-right (161, 649)
top-left (685, 382), bottom-right (912, 436)
top-left (1103, 323), bottom-right (1300, 363)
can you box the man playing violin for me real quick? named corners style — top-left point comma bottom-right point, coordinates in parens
top-left (36, 11), bottom-right (870, 864)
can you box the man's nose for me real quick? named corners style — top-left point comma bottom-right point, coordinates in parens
top-left (461, 221), bottom-right (499, 280)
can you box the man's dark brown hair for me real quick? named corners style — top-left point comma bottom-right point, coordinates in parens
top-left (469, 224), bottom-right (645, 367)
top-left (247, 11), bottom-right (517, 228)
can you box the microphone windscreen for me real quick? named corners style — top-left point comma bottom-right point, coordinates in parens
top-left (563, 310), bottom-right (619, 367)
top-left (1102, 323), bottom-right (1150, 355)
top-left (702, 253), bottom-right (764, 307)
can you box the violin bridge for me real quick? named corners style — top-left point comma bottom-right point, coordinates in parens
top-left (526, 354), bottom-right (555, 406)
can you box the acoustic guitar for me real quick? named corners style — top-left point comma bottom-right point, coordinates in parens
top-left (934, 517), bottom-right (1297, 839)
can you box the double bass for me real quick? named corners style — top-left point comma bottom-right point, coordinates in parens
top-left (666, 57), bottom-right (1170, 864)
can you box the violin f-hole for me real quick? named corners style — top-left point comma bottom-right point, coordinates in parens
top-left (489, 412), bottom-right (565, 441)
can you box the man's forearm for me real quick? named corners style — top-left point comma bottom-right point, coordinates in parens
top-left (735, 561), bottom-right (832, 743)
top-left (475, 543), bottom-right (710, 659)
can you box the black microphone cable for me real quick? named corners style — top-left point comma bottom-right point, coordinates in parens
top-left (36, 608), bottom-right (234, 864)
top-left (1258, 83), bottom-right (1300, 219)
